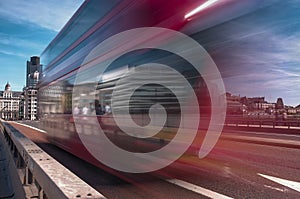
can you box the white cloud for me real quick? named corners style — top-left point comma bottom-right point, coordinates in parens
top-left (0, 49), bottom-right (27, 58)
top-left (0, 0), bottom-right (84, 31)
top-left (218, 20), bottom-right (300, 106)
top-left (0, 33), bottom-right (45, 50)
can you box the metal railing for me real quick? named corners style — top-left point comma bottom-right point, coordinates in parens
top-left (225, 118), bottom-right (300, 129)
top-left (0, 120), bottom-right (105, 199)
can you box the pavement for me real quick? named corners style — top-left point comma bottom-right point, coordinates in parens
top-left (0, 137), bottom-right (14, 199)
top-left (5, 121), bottom-right (300, 198)
top-left (0, 122), bottom-right (26, 199)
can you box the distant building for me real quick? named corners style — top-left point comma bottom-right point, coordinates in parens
top-left (276, 97), bottom-right (284, 109)
top-left (0, 83), bottom-right (22, 120)
top-left (246, 97), bottom-right (265, 110)
top-left (247, 97), bottom-right (265, 103)
top-left (295, 104), bottom-right (300, 114)
top-left (23, 88), bottom-right (38, 120)
top-left (231, 96), bottom-right (267, 111)
top-left (253, 102), bottom-right (275, 110)
top-left (287, 108), bottom-right (297, 114)
top-left (19, 92), bottom-right (25, 119)
top-left (26, 56), bottom-right (42, 88)
top-left (23, 56), bottom-right (42, 120)
top-left (226, 93), bottom-right (244, 114)
top-left (226, 93), bottom-right (299, 119)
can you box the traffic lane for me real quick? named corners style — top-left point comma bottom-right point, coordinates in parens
top-left (8, 121), bottom-right (300, 198)
top-left (17, 120), bottom-right (46, 132)
top-left (7, 121), bottom-right (232, 198)
top-left (165, 138), bottom-right (300, 199)
top-left (8, 122), bottom-right (210, 198)
top-left (215, 135), bottom-right (300, 182)
top-left (30, 144), bottom-right (212, 198)
top-left (36, 142), bottom-right (209, 199)
top-left (136, 134), bottom-right (300, 199)
top-left (222, 128), bottom-right (300, 142)
top-left (8, 121), bottom-right (48, 143)
top-left (211, 138), bottom-right (300, 198)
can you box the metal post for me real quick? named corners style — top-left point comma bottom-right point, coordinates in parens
top-left (10, 143), bottom-right (14, 152)
top-left (16, 153), bottom-right (22, 168)
top-left (24, 166), bottom-right (33, 185)
top-left (13, 145), bottom-right (18, 158)
top-left (38, 186), bottom-right (44, 199)
top-left (259, 121), bottom-right (262, 128)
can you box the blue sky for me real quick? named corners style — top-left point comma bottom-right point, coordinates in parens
top-left (0, 0), bottom-right (299, 106)
top-left (217, 0), bottom-right (300, 106)
top-left (0, 0), bottom-right (83, 92)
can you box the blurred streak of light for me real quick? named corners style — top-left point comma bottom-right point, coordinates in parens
top-left (184, 0), bottom-right (220, 19)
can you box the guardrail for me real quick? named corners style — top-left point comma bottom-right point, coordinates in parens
top-left (0, 125), bottom-right (25, 199)
top-left (0, 120), bottom-right (106, 199)
top-left (225, 119), bottom-right (300, 129)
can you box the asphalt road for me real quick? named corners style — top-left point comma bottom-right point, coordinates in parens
top-left (10, 121), bottom-right (300, 199)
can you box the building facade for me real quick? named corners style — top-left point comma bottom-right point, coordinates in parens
top-left (23, 88), bottom-right (38, 120)
top-left (27, 56), bottom-right (42, 88)
top-left (0, 83), bottom-right (22, 120)
top-left (276, 97), bottom-right (284, 109)
top-left (22, 56), bottom-right (42, 120)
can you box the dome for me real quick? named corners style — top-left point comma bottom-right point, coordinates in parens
top-left (5, 82), bottom-right (11, 91)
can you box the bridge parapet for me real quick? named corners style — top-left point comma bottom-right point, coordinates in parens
top-left (0, 120), bottom-right (106, 199)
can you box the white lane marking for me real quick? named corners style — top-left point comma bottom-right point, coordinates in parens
top-left (258, 173), bottom-right (300, 193)
top-left (166, 179), bottom-right (234, 199)
top-left (13, 122), bottom-right (47, 134)
top-left (263, 185), bottom-right (285, 192)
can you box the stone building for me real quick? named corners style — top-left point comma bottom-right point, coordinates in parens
top-left (23, 88), bottom-right (38, 120)
top-left (0, 83), bottom-right (22, 120)
top-left (276, 97), bottom-right (284, 109)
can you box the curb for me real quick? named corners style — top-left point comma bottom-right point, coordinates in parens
top-left (221, 135), bottom-right (300, 149)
